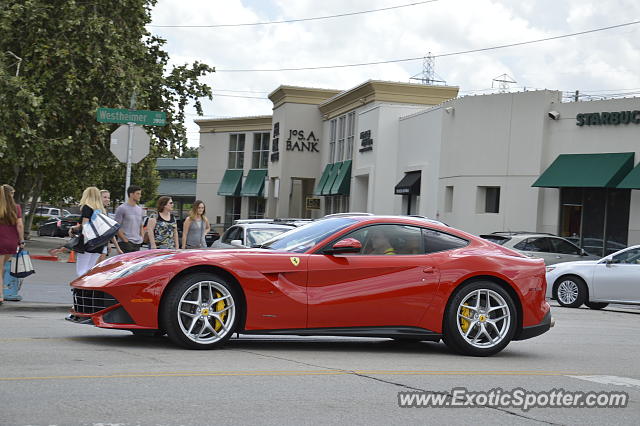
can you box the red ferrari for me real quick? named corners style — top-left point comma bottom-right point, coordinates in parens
top-left (68, 216), bottom-right (553, 356)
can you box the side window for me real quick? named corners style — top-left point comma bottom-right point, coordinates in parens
top-left (550, 238), bottom-right (580, 255)
top-left (612, 248), bottom-right (640, 264)
top-left (340, 224), bottom-right (424, 255)
top-left (222, 227), bottom-right (240, 244)
top-left (422, 229), bottom-right (468, 253)
top-left (516, 238), bottom-right (551, 252)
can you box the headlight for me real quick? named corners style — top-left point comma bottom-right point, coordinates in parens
top-left (545, 266), bottom-right (556, 273)
top-left (113, 254), bottom-right (175, 278)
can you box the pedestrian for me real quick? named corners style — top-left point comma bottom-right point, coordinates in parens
top-left (97, 189), bottom-right (122, 263)
top-left (67, 186), bottom-right (107, 277)
top-left (115, 185), bottom-right (145, 253)
top-left (181, 200), bottom-right (210, 249)
top-left (0, 185), bottom-right (24, 305)
top-left (147, 196), bottom-right (179, 249)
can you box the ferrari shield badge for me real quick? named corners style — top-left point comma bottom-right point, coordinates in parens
top-left (290, 257), bottom-right (300, 267)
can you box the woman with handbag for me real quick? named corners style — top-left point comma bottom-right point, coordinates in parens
top-left (181, 200), bottom-right (210, 249)
top-left (147, 196), bottom-right (179, 249)
top-left (68, 186), bottom-right (107, 277)
top-left (0, 184), bottom-right (24, 305)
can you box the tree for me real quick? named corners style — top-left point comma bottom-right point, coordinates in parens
top-left (0, 0), bottom-right (213, 233)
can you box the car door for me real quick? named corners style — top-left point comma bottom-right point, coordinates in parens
top-left (548, 237), bottom-right (584, 264)
top-left (592, 247), bottom-right (640, 302)
top-left (306, 224), bottom-right (442, 329)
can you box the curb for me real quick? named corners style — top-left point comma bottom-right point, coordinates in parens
top-left (0, 302), bottom-right (71, 312)
top-left (31, 255), bottom-right (60, 261)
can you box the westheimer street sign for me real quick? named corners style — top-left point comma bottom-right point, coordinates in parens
top-left (96, 107), bottom-right (166, 126)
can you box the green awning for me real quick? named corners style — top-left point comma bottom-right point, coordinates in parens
top-left (321, 162), bottom-right (342, 195)
top-left (532, 153), bottom-right (634, 188)
top-left (217, 169), bottom-right (243, 196)
top-left (314, 164), bottom-right (333, 195)
top-left (618, 162), bottom-right (640, 189)
top-left (240, 169), bottom-right (268, 197)
top-left (329, 160), bottom-right (352, 195)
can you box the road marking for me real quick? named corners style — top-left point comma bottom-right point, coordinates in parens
top-left (569, 375), bottom-right (640, 390)
top-left (0, 370), bottom-right (580, 382)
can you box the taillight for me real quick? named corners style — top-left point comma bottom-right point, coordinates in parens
top-left (56, 220), bottom-right (61, 227)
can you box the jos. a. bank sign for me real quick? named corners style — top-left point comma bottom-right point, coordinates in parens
top-left (576, 110), bottom-right (640, 126)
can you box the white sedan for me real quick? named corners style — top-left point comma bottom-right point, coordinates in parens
top-left (545, 245), bottom-right (640, 309)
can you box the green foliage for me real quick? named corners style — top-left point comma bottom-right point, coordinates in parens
top-left (0, 0), bottom-right (213, 212)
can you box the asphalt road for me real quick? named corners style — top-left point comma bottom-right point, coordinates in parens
top-left (2, 236), bottom-right (639, 425)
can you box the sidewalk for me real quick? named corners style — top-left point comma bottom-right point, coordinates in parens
top-left (4, 236), bottom-right (77, 309)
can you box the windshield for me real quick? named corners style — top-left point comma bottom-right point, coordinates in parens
top-left (246, 228), bottom-right (291, 247)
top-left (261, 218), bottom-right (356, 253)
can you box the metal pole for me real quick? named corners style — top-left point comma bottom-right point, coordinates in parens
top-left (124, 91), bottom-right (137, 201)
top-left (125, 122), bottom-right (134, 202)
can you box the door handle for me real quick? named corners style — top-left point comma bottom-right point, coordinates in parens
top-left (423, 267), bottom-right (436, 274)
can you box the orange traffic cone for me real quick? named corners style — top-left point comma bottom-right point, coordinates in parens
top-left (67, 250), bottom-right (76, 263)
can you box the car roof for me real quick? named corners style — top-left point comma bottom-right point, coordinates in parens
top-left (233, 223), bottom-right (296, 230)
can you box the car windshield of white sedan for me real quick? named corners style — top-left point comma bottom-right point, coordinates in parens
top-left (246, 228), bottom-right (291, 247)
top-left (261, 218), bottom-right (357, 253)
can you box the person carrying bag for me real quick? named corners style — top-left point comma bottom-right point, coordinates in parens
top-left (82, 209), bottom-right (120, 252)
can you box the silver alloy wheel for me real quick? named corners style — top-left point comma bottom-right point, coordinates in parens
top-left (456, 289), bottom-right (511, 349)
top-left (557, 280), bottom-right (579, 305)
top-left (177, 280), bottom-right (236, 344)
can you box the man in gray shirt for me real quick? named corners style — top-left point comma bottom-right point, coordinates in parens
top-left (115, 185), bottom-right (145, 253)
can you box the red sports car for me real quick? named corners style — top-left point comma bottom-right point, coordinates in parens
top-left (67, 216), bottom-right (553, 356)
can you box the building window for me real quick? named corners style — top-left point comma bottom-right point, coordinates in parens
top-left (249, 198), bottom-right (266, 219)
top-left (337, 116), bottom-right (346, 162)
top-left (346, 112), bottom-right (355, 160)
top-left (325, 195), bottom-right (350, 214)
top-left (477, 186), bottom-right (500, 213)
top-left (329, 119), bottom-right (337, 163)
top-left (444, 186), bottom-right (454, 212)
top-left (252, 133), bottom-right (270, 169)
top-left (228, 134), bottom-right (245, 169)
top-left (224, 197), bottom-right (241, 228)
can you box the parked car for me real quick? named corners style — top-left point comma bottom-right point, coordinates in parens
top-left (479, 232), bottom-right (599, 265)
top-left (37, 215), bottom-right (81, 237)
top-left (32, 207), bottom-right (71, 218)
top-left (546, 245), bottom-right (640, 309)
top-left (211, 222), bottom-right (296, 249)
top-left (67, 215), bottom-right (553, 355)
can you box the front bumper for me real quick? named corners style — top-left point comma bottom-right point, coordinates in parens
top-left (514, 310), bottom-right (554, 341)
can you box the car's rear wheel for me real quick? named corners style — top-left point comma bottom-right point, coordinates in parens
top-left (585, 301), bottom-right (608, 310)
top-left (161, 273), bottom-right (239, 349)
top-left (554, 276), bottom-right (586, 308)
top-left (443, 281), bottom-right (516, 356)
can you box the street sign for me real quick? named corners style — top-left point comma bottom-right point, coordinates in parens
top-left (97, 107), bottom-right (166, 126)
top-left (110, 125), bottom-right (150, 164)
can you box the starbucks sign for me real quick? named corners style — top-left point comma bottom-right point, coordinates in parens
top-left (576, 110), bottom-right (640, 126)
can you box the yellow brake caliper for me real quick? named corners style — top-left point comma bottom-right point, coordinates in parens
top-left (459, 305), bottom-right (472, 333)
top-left (214, 292), bottom-right (227, 331)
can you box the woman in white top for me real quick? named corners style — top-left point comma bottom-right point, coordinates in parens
top-left (181, 200), bottom-right (210, 249)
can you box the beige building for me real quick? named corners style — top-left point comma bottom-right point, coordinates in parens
top-left (195, 80), bottom-right (640, 256)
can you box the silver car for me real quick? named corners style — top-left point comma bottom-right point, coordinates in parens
top-left (545, 245), bottom-right (640, 309)
top-left (480, 232), bottom-right (599, 265)
top-left (211, 223), bottom-right (296, 249)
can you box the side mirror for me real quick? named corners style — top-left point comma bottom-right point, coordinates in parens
top-left (325, 238), bottom-right (362, 255)
top-left (604, 257), bottom-right (614, 266)
top-left (230, 239), bottom-right (244, 247)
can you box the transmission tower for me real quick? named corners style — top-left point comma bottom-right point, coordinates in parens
top-left (410, 52), bottom-right (446, 85)
top-left (492, 74), bottom-right (517, 92)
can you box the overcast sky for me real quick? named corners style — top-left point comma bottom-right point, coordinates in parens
top-left (148, 0), bottom-right (640, 147)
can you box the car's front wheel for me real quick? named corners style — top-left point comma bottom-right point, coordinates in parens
top-left (161, 273), bottom-right (239, 349)
top-left (554, 276), bottom-right (587, 308)
top-left (443, 281), bottom-right (517, 356)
